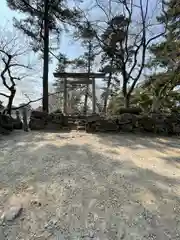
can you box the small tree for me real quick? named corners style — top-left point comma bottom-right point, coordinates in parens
top-left (75, 21), bottom-right (98, 114)
top-left (144, 0), bottom-right (180, 112)
top-left (7, 0), bottom-right (82, 112)
top-left (94, 0), bottom-right (167, 108)
top-left (0, 29), bottom-right (32, 115)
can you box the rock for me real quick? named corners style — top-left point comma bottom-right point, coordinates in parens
top-left (118, 113), bottom-right (134, 124)
top-left (11, 118), bottom-right (23, 130)
top-left (172, 123), bottom-right (180, 134)
top-left (96, 119), bottom-right (118, 132)
top-left (31, 199), bottom-right (42, 207)
top-left (85, 122), bottom-right (96, 133)
top-left (44, 218), bottom-right (58, 231)
top-left (62, 116), bottom-right (69, 126)
top-left (77, 125), bottom-right (86, 130)
top-left (0, 126), bottom-right (10, 135)
top-left (48, 113), bottom-right (64, 125)
top-left (138, 115), bottom-right (155, 132)
top-left (29, 118), bottom-right (46, 130)
top-left (121, 123), bottom-right (133, 132)
top-left (0, 114), bottom-right (13, 131)
top-left (118, 107), bottom-right (142, 115)
top-left (46, 122), bottom-right (63, 130)
top-left (1, 204), bottom-right (22, 222)
top-left (86, 114), bottom-right (101, 123)
top-left (52, 109), bottom-right (62, 114)
top-left (118, 113), bottom-right (138, 131)
top-left (151, 114), bottom-right (168, 134)
top-left (31, 111), bottom-right (48, 119)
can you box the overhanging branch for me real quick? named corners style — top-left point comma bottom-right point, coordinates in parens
top-left (11, 91), bottom-right (63, 110)
top-left (0, 93), bottom-right (9, 98)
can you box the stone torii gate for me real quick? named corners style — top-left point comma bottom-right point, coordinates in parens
top-left (53, 72), bottom-right (106, 115)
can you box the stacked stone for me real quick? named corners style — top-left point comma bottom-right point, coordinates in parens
top-left (29, 110), bottom-right (65, 130)
top-left (85, 109), bottom-right (180, 135)
top-left (0, 114), bottom-right (13, 135)
top-left (29, 111), bottom-right (48, 130)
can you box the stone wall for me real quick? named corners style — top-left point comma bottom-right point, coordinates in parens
top-left (29, 111), bottom-right (67, 130)
top-left (29, 111), bottom-right (89, 131)
top-left (28, 110), bottom-right (180, 135)
top-left (0, 113), bottom-right (23, 135)
top-left (86, 112), bottom-right (180, 135)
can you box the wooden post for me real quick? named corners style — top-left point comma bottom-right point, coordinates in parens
top-left (92, 78), bottom-right (96, 113)
top-left (64, 78), bottom-right (67, 115)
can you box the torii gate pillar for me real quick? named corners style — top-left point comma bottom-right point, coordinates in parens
top-left (92, 78), bottom-right (96, 114)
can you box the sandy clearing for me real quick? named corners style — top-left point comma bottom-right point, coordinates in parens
top-left (0, 130), bottom-right (180, 239)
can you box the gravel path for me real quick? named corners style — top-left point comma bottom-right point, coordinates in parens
top-left (0, 131), bottom-right (180, 239)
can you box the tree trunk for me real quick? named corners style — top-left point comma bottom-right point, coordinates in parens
top-left (83, 41), bottom-right (92, 115)
top-left (6, 88), bottom-right (16, 115)
top-left (124, 94), bottom-right (130, 108)
top-left (122, 78), bottom-right (130, 108)
top-left (103, 58), bottom-right (113, 113)
top-left (83, 85), bottom-right (88, 114)
top-left (42, 0), bottom-right (49, 113)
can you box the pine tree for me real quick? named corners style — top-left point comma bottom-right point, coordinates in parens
top-left (145, 0), bottom-right (180, 112)
top-left (74, 21), bottom-right (98, 114)
top-left (6, 0), bottom-right (81, 112)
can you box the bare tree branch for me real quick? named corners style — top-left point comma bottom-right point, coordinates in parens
top-left (11, 91), bottom-right (63, 110)
top-left (128, 0), bottom-right (167, 96)
top-left (0, 93), bottom-right (10, 98)
top-left (0, 26), bottom-right (35, 114)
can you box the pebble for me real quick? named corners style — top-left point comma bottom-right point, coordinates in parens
top-left (1, 204), bottom-right (22, 222)
top-left (45, 218), bottom-right (58, 231)
top-left (31, 199), bottom-right (42, 207)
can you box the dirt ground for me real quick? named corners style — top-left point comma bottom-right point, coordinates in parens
top-left (0, 130), bottom-right (180, 239)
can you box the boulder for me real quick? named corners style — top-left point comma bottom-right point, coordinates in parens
top-left (0, 126), bottom-right (10, 135)
top-left (96, 119), bottom-right (118, 132)
top-left (31, 111), bottom-right (48, 119)
top-left (166, 113), bottom-right (180, 134)
top-left (29, 118), bottom-right (46, 130)
top-left (62, 116), bottom-right (69, 126)
top-left (86, 114), bottom-right (101, 123)
top-left (52, 109), bottom-right (62, 114)
top-left (118, 107), bottom-right (142, 115)
top-left (121, 123), bottom-right (134, 132)
top-left (0, 114), bottom-right (13, 131)
top-left (1, 204), bottom-right (22, 222)
top-left (172, 123), bottom-right (180, 134)
top-left (117, 113), bottom-right (138, 132)
top-left (11, 117), bottom-right (23, 130)
top-left (85, 122), bottom-right (96, 133)
top-left (151, 113), bottom-right (168, 134)
top-left (48, 113), bottom-right (64, 125)
top-left (138, 115), bottom-right (155, 132)
top-left (46, 122), bottom-right (63, 130)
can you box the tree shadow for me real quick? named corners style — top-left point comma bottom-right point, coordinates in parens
top-left (0, 133), bottom-right (180, 239)
top-left (162, 156), bottom-right (180, 170)
top-left (95, 132), bottom-right (180, 152)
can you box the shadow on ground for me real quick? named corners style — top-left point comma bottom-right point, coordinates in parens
top-left (0, 131), bottom-right (180, 239)
top-left (95, 132), bottom-right (180, 152)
